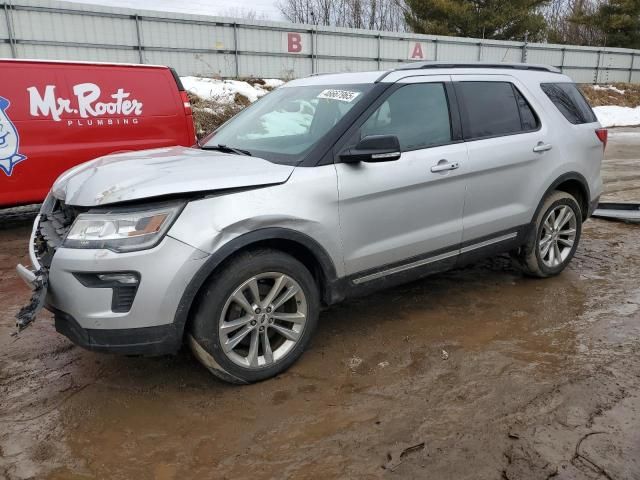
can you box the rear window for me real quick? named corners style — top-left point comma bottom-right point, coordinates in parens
top-left (540, 83), bottom-right (597, 124)
top-left (455, 81), bottom-right (539, 140)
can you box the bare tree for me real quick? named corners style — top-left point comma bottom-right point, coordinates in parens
top-left (222, 7), bottom-right (271, 21)
top-left (277, 0), bottom-right (407, 32)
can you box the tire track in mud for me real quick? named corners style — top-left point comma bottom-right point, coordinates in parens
top-left (499, 207), bottom-right (640, 479)
top-left (501, 349), bottom-right (640, 480)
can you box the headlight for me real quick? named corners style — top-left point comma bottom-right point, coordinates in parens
top-left (63, 202), bottom-right (184, 252)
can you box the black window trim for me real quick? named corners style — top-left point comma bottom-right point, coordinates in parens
top-left (511, 83), bottom-right (527, 131)
top-left (453, 80), bottom-right (542, 143)
top-left (331, 80), bottom-right (464, 164)
top-left (511, 83), bottom-right (541, 132)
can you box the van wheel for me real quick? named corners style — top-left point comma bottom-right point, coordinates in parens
top-left (512, 191), bottom-right (582, 278)
top-left (188, 249), bottom-right (319, 384)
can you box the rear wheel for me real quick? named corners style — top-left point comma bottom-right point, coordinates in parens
top-left (188, 249), bottom-right (319, 384)
top-left (512, 191), bottom-right (582, 278)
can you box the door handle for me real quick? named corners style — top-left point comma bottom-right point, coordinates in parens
top-left (533, 142), bottom-right (553, 153)
top-left (431, 160), bottom-right (460, 173)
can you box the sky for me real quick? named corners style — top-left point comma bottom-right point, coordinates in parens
top-left (63, 0), bottom-right (283, 20)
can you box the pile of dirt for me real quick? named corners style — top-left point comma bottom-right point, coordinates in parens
top-left (188, 92), bottom-right (245, 140)
top-left (580, 83), bottom-right (640, 108)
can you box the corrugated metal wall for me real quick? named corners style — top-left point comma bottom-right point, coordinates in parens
top-left (2, 0), bottom-right (640, 83)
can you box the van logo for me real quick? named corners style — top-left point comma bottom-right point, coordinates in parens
top-left (0, 96), bottom-right (27, 177)
top-left (27, 83), bottom-right (143, 127)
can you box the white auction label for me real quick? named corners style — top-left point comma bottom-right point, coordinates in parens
top-left (317, 89), bottom-right (361, 102)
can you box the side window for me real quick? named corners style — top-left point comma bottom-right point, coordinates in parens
top-left (540, 83), bottom-right (597, 124)
top-left (456, 81), bottom-right (538, 140)
top-left (360, 83), bottom-right (452, 151)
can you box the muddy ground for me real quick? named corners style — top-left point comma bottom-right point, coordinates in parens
top-left (1, 131), bottom-right (639, 480)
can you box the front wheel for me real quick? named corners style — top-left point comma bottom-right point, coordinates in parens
top-left (512, 191), bottom-right (582, 278)
top-left (188, 249), bottom-right (319, 384)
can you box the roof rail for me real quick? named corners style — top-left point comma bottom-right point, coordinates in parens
top-left (394, 61), bottom-right (560, 73)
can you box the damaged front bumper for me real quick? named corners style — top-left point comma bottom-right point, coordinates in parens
top-left (15, 265), bottom-right (48, 330)
top-left (15, 213), bottom-right (50, 331)
top-left (14, 197), bottom-right (210, 355)
top-left (15, 195), bottom-right (78, 331)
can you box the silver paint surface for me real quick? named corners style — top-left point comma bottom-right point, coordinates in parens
top-left (46, 237), bottom-right (209, 330)
top-left (51, 146), bottom-right (295, 207)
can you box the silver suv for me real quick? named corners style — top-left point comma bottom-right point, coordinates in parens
top-left (17, 62), bottom-right (605, 384)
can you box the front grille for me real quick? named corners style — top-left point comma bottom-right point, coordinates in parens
top-left (34, 200), bottom-right (81, 268)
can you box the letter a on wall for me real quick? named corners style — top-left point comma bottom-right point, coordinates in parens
top-left (408, 42), bottom-right (426, 60)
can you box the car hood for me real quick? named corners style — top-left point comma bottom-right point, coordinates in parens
top-left (52, 146), bottom-right (295, 207)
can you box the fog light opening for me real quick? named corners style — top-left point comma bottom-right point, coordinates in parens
top-left (97, 273), bottom-right (139, 285)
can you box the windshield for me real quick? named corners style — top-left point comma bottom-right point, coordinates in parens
top-left (203, 84), bottom-right (374, 165)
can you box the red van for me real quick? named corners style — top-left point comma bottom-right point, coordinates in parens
top-left (0, 59), bottom-right (196, 207)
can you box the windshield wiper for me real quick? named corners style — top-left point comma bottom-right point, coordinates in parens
top-left (201, 143), bottom-right (252, 156)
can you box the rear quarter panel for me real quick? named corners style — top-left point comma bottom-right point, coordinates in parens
top-left (528, 79), bottom-right (604, 208)
top-left (0, 61), bottom-right (192, 207)
top-left (486, 72), bottom-right (603, 225)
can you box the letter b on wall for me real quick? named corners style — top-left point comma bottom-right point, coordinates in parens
top-left (284, 32), bottom-right (307, 54)
top-left (288, 33), bottom-right (302, 52)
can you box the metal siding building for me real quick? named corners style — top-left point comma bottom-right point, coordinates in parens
top-left (2, 0), bottom-right (640, 83)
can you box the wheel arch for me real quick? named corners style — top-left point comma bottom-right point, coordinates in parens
top-left (173, 228), bottom-right (340, 341)
top-left (533, 172), bottom-right (591, 222)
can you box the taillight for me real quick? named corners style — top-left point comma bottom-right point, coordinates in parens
top-left (180, 91), bottom-right (192, 115)
top-left (595, 128), bottom-right (608, 149)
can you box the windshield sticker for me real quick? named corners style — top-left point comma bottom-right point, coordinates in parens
top-left (317, 89), bottom-right (361, 102)
top-left (0, 96), bottom-right (27, 177)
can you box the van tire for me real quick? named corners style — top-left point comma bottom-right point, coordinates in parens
top-left (188, 249), bottom-right (319, 384)
top-left (512, 191), bottom-right (582, 278)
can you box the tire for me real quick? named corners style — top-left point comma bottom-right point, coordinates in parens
top-left (512, 191), bottom-right (582, 278)
top-left (188, 249), bottom-right (319, 384)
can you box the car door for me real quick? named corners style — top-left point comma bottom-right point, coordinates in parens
top-left (334, 76), bottom-right (468, 278)
top-left (452, 75), bottom-right (561, 244)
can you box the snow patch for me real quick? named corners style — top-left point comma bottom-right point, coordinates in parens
top-left (262, 78), bottom-right (285, 89)
top-left (594, 106), bottom-right (640, 128)
top-left (180, 76), bottom-right (284, 103)
top-left (591, 84), bottom-right (626, 95)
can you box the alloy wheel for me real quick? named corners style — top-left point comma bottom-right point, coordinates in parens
top-left (218, 272), bottom-right (308, 369)
top-left (538, 205), bottom-right (577, 268)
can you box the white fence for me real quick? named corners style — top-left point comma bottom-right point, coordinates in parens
top-left (2, 0), bottom-right (640, 83)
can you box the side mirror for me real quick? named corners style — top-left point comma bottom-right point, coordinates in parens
top-left (340, 135), bottom-right (401, 163)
